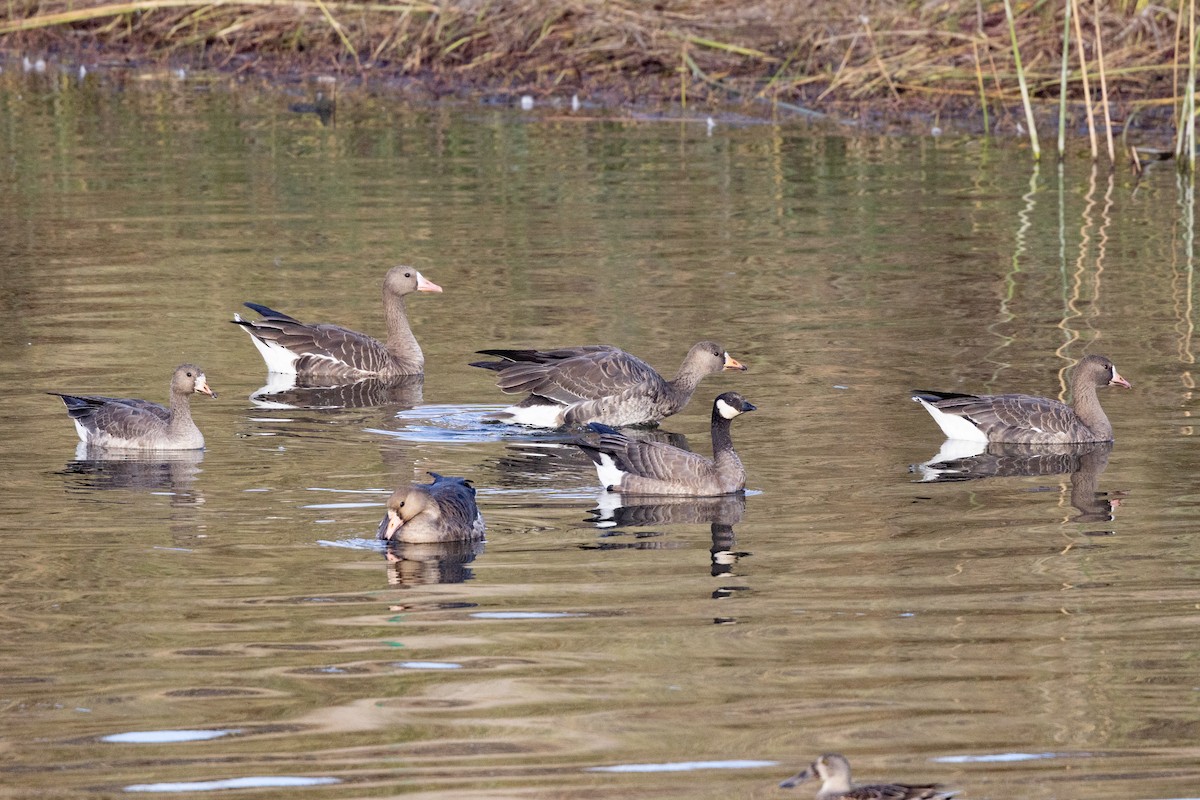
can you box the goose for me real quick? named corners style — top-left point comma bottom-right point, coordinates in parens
top-left (378, 473), bottom-right (485, 544)
top-left (912, 354), bottom-right (1130, 444)
top-left (470, 341), bottom-right (746, 428)
top-left (573, 391), bottom-right (755, 495)
top-left (232, 265), bottom-right (442, 379)
top-left (48, 364), bottom-right (216, 450)
top-left (779, 753), bottom-right (958, 800)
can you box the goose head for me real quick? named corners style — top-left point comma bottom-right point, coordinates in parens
top-left (1078, 354), bottom-right (1131, 389)
top-left (378, 484), bottom-right (436, 540)
top-left (687, 341), bottom-right (747, 374)
top-left (714, 391), bottom-right (756, 420)
top-left (173, 364), bottom-right (217, 399)
top-left (385, 265), bottom-right (443, 297)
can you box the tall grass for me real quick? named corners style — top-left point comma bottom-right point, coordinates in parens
top-left (0, 0), bottom-right (1192, 151)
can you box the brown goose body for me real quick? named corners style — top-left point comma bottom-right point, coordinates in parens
top-left (378, 473), bottom-right (485, 544)
top-left (471, 341), bottom-right (746, 428)
top-left (913, 354), bottom-right (1131, 444)
top-left (233, 266), bottom-right (442, 380)
top-left (780, 753), bottom-right (958, 800)
top-left (574, 392), bottom-right (755, 496)
top-left (49, 364), bottom-right (217, 451)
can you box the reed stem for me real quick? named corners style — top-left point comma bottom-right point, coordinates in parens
top-left (1057, 0), bottom-right (1072, 160)
top-left (1004, 0), bottom-right (1040, 159)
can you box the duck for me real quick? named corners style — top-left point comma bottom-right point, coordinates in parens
top-left (48, 364), bottom-right (216, 450)
top-left (912, 354), bottom-right (1130, 444)
top-left (573, 391), bottom-right (755, 495)
top-left (378, 473), bottom-right (485, 544)
top-left (779, 753), bottom-right (958, 800)
top-left (470, 341), bottom-right (746, 428)
top-left (232, 265), bottom-right (442, 379)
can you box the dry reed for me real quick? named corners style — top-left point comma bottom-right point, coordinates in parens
top-left (0, 0), bottom-right (1190, 137)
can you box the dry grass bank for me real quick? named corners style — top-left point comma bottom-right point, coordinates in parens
top-left (0, 1), bottom-right (1191, 127)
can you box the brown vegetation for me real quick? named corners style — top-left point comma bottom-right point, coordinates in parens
top-left (0, 1), bottom-right (1191, 126)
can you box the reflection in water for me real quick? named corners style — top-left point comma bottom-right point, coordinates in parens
top-left (912, 439), bottom-right (1119, 523)
top-left (585, 493), bottom-right (749, 580)
top-left (59, 445), bottom-right (204, 498)
top-left (477, 428), bottom-right (693, 491)
top-left (384, 538), bottom-right (485, 587)
top-left (248, 373), bottom-right (423, 410)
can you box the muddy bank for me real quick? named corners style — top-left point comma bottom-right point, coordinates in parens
top-left (0, 1), bottom-right (1190, 141)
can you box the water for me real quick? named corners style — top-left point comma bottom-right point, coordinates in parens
top-left (2, 66), bottom-right (1199, 798)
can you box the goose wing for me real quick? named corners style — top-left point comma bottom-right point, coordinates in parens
top-left (473, 346), bottom-right (664, 405)
top-left (846, 784), bottom-right (956, 800)
top-left (583, 429), bottom-right (715, 484)
top-left (915, 390), bottom-right (1077, 438)
top-left (234, 303), bottom-right (393, 374)
top-left (50, 394), bottom-right (170, 440)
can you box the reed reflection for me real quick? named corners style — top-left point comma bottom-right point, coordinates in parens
top-left (912, 439), bottom-right (1120, 523)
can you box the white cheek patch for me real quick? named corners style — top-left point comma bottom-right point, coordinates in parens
top-left (716, 398), bottom-right (740, 419)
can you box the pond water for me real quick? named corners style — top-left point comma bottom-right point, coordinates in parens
top-left (2, 66), bottom-right (1199, 799)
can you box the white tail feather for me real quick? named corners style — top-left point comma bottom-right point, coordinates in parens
top-left (916, 399), bottom-right (989, 443)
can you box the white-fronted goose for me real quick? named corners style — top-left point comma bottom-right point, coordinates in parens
top-left (233, 265), bottom-right (442, 379)
top-left (912, 354), bottom-right (1131, 444)
top-left (574, 391), bottom-right (755, 495)
top-left (470, 341), bottom-right (747, 428)
top-left (49, 364), bottom-right (216, 450)
top-left (779, 753), bottom-right (958, 800)
top-left (378, 473), bottom-right (485, 544)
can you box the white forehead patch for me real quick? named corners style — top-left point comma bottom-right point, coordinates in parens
top-left (716, 398), bottom-right (740, 419)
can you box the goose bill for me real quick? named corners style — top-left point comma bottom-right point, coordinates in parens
top-left (1110, 369), bottom-right (1131, 389)
top-left (778, 766), bottom-right (813, 789)
top-left (416, 273), bottom-right (444, 293)
top-left (722, 353), bottom-right (747, 371)
top-left (379, 510), bottom-right (403, 540)
top-left (196, 379), bottom-right (218, 399)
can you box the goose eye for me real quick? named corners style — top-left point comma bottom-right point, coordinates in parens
top-left (398, 501), bottom-right (405, 507)
top-left (404, 272), bottom-right (412, 278)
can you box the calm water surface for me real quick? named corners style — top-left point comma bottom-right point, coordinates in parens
top-left (2, 68), bottom-right (1199, 799)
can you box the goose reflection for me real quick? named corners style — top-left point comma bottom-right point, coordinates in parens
top-left (384, 538), bottom-right (485, 587)
top-left (481, 427), bottom-right (692, 491)
top-left (585, 493), bottom-right (749, 578)
top-left (248, 373), bottom-right (423, 410)
top-left (59, 444), bottom-right (204, 498)
top-left (912, 439), bottom-right (1120, 522)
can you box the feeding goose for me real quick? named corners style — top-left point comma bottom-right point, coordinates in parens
top-left (378, 473), bottom-right (485, 544)
top-left (574, 391), bottom-right (755, 496)
top-left (470, 341), bottom-right (746, 428)
top-left (912, 354), bottom-right (1130, 444)
top-left (779, 753), bottom-right (958, 800)
top-left (233, 265), bottom-right (442, 379)
top-left (48, 364), bottom-right (216, 450)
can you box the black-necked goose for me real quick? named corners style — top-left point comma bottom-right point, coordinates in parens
top-left (574, 391), bottom-right (755, 495)
top-left (49, 364), bottom-right (216, 450)
top-left (912, 354), bottom-right (1131, 444)
top-left (779, 753), bottom-right (958, 799)
top-left (470, 341), bottom-right (747, 428)
top-left (233, 265), bottom-right (442, 379)
top-left (378, 473), bottom-right (485, 544)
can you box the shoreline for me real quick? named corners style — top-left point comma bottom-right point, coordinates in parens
top-left (1, 1), bottom-right (1192, 149)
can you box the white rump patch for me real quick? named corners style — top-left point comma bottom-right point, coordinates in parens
top-left (593, 452), bottom-right (626, 489)
top-left (716, 398), bottom-right (740, 420)
top-left (916, 399), bottom-right (989, 443)
top-left (241, 328), bottom-right (299, 374)
top-left (501, 402), bottom-right (566, 428)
